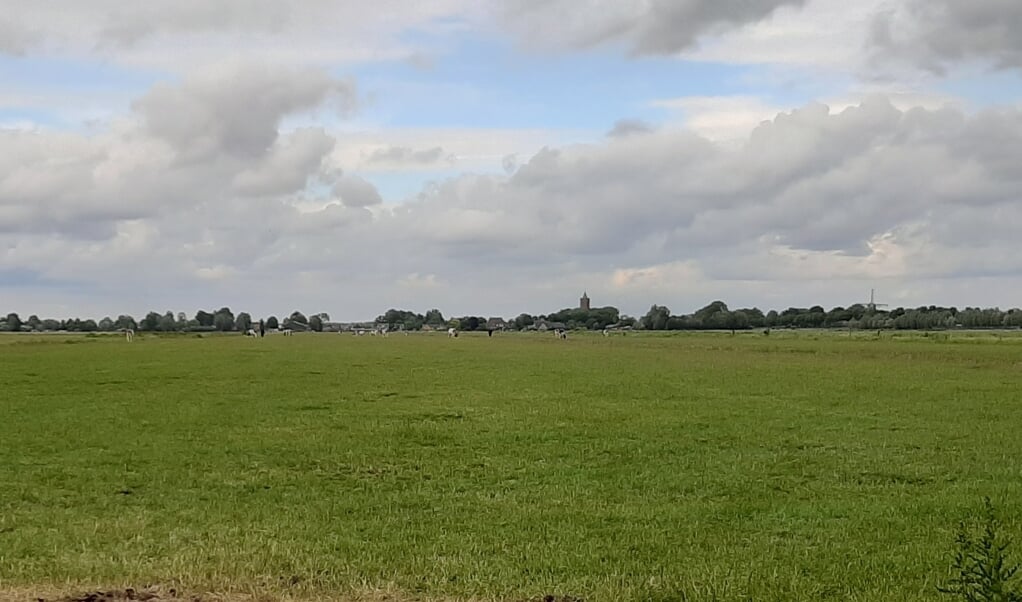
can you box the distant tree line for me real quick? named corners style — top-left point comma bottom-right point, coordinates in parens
top-left (0, 309), bottom-right (330, 333)
top-left (5, 302), bottom-right (1022, 334)
top-left (637, 302), bottom-right (1022, 331)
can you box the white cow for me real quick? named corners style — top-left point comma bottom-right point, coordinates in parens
top-left (281, 328), bottom-right (293, 336)
top-left (245, 329), bottom-right (258, 337)
top-left (447, 327), bottom-right (458, 338)
top-left (124, 328), bottom-right (134, 342)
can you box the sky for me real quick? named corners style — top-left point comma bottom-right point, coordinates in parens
top-left (2, 0), bottom-right (1022, 321)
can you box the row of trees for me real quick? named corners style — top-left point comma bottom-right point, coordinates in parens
top-left (371, 306), bottom-right (630, 332)
top-left (638, 302), bottom-right (1022, 331)
top-left (0, 309), bottom-right (330, 333)
top-left (6, 303), bottom-right (1022, 334)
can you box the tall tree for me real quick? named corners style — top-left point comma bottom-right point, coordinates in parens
top-left (4, 313), bottom-right (22, 332)
top-left (641, 305), bottom-right (671, 330)
top-left (195, 310), bottom-right (215, 327)
top-left (141, 312), bottom-right (160, 331)
top-left (235, 312), bottom-right (253, 332)
top-left (158, 311), bottom-right (177, 332)
top-left (213, 307), bottom-right (235, 332)
top-left (424, 309), bottom-right (445, 326)
top-left (116, 315), bottom-right (138, 331)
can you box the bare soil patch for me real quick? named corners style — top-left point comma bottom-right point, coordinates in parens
top-left (2, 588), bottom-right (585, 602)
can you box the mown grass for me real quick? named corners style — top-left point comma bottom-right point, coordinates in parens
top-left (1, 331), bottom-right (1021, 601)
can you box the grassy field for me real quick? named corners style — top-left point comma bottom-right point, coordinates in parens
top-left (2, 330), bottom-right (1021, 601)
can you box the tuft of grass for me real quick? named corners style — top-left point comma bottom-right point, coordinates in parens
top-left (939, 498), bottom-right (1021, 602)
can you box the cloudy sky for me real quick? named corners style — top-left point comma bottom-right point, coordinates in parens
top-left (3, 1), bottom-right (1022, 320)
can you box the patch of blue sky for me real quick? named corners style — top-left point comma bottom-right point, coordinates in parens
top-left (0, 267), bottom-right (81, 291)
top-left (363, 170), bottom-right (469, 204)
top-left (344, 33), bottom-right (763, 131)
top-left (0, 106), bottom-right (55, 126)
top-left (937, 68), bottom-right (1022, 109)
top-left (0, 55), bottom-right (159, 126)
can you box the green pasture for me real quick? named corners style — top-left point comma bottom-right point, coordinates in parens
top-left (1, 330), bottom-right (1021, 601)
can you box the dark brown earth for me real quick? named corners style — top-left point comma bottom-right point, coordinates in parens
top-left (12, 589), bottom-right (584, 602)
top-left (37, 589), bottom-right (174, 602)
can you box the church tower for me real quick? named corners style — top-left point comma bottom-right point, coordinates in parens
top-left (580, 291), bottom-right (591, 311)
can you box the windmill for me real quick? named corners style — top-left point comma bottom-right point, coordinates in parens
top-left (866, 288), bottom-right (888, 312)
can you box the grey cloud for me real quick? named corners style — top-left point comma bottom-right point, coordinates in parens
top-left (333, 175), bottom-right (383, 207)
top-left (133, 63), bottom-right (354, 160)
top-left (385, 99), bottom-right (1022, 283)
top-left (232, 128), bottom-right (336, 196)
top-left (503, 0), bottom-right (808, 55)
top-left (366, 145), bottom-right (446, 165)
top-left (871, 0), bottom-right (1022, 72)
top-left (0, 18), bottom-right (39, 55)
top-left (96, 1), bottom-right (294, 46)
top-left (607, 119), bottom-right (655, 138)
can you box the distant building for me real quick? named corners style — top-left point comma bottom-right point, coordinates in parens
top-left (486, 317), bottom-right (508, 331)
top-left (536, 320), bottom-right (567, 331)
top-left (580, 291), bottom-right (591, 311)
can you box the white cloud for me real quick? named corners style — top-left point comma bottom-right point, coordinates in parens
top-left (651, 95), bottom-right (785, 142)
top-left (685, 0), bottom-right (886, 70)
top-left (398, 273), bottom-right (442, 288)
top-left (0, 1), bottom-right (480, 70)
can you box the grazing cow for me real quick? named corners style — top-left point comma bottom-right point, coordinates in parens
top-left (556, 329), bottom-right (568, 340)
top-left (602, 328), bottom-right (609, 337)
top-left (281, 328), bottom-right (293, 336)
top-left (447, 327), bottom-right (458, 338)
top-left (124, 328), bottom-right (134, 342)
top-left (245, 329), bottom-right (258, 337)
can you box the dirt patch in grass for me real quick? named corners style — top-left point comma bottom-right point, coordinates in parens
top-left (0, 588), bottom-right (585, 602)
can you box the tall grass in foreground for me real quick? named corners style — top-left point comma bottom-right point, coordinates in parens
top-left (939, 498), bottom-right (1021, 602)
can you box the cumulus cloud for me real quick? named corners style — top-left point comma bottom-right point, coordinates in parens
top-left (871, 0), bottom-right (1022, 73)
top-left (0, 62), bottom-right (352, 241)
top-left (134, 62), bottom-right (353, 159)
top-left (379, 98), bottom-right (1022, 303)
top-left (7, 88), bottom-right (1022, 317)
top-left (502, 0), bottom-right (808, 55)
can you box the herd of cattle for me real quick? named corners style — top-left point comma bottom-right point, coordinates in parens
top-left (118, 325), bottom-right (625, 341)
